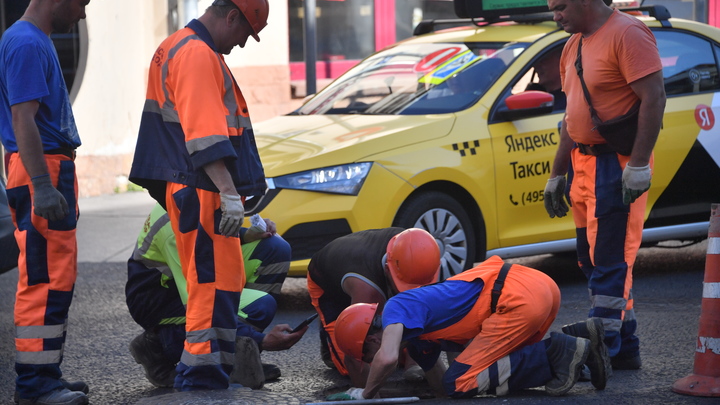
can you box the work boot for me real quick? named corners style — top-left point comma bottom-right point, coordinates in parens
top-left (129, 331), bottom-right (177, 388)
top-left (17, 387), bottom-right (88, 405)
top-left (545, 332), bottom-right (589, 396)
top-left (562, 318), bottom-right (612, 389)
top-left (14, 380), bottom-right (88, 404)
top-left (229, 336), bottom-right (265, 389)
top-left (402, 365), bottom-right (425, 382)
top-left (262, 363), bottom-right (281, 381)
top-left (57, 380), bottom-right (88, 395)
top-left (611, 353), bottom-right (642, 370)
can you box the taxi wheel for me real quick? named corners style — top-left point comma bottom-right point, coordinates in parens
top-left (393, 191), bottom-right (478, 281)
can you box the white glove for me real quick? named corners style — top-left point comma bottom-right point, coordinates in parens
top-left (326, 387), bottom-right (365, 401)
top-left (543, 176), bottom-right (570, 218)
top-left (31, 174), bottom-right (69, 221)
top-left (622, 164), bottom-right (651, 205)
top-left (219, 193), bottom-right (244, 237)
top-left (249, 214), bottom-right (267, 233)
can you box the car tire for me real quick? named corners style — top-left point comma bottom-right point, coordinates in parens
top-left (393, 191), bottom-right (479, 281)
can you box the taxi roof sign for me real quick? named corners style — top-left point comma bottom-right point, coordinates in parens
top-left (455, 0), bottom-right (550, 19)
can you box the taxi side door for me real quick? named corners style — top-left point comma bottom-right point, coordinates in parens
top-left (486, 41), bottom-right (576, 252)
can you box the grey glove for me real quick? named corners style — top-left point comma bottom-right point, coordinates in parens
top-left (31, 174), bottom-right (68, 221)
top-left (622, 164), bottom-right (651, 205)
top-left (543, 176), bottom-right (569, 218)
top-left (219, 193), bottom-right (244, 237)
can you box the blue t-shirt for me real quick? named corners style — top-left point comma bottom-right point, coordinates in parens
top-left (0, 21), bottom-right (81, 152)
top-left (382, 279), bottom-right (485, 370)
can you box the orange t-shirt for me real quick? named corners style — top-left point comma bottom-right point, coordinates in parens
top-left (559, 10), bottom-right (662, 145)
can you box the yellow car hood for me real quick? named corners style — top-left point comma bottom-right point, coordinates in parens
top-left (254, 114), bottom-right (455, 176)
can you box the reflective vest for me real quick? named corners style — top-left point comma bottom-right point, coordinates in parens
top-left (129, 19), bottom-right (266, 196)
top-left (418, 256), bottom-right (511, 343)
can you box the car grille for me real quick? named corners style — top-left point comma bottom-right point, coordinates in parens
top-left (282, 219), bottom-right (353, 261)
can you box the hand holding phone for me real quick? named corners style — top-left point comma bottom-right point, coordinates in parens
top-left (291, 313), bottom-right (318, 333)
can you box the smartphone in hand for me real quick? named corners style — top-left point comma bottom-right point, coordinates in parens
top-left (291, 313), bottom-right (319, 333)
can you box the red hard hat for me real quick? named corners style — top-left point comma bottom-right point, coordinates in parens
top-left (385, 228), bottom-right (441, 292)
top-left (230, 0), bottom-right (269, 42)
top-left (334, 303), bottom-right (379, 362)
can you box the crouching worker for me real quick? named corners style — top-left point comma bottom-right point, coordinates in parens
top-left (307, 228), bottom-right (441, 386)
top-left (329, 256), bottom-right (610, 400)
top-left (125, 203), bottom-right (304, 389)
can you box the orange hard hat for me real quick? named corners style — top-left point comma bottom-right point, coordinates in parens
top-left (229, 0), bottom-right (269, 42)
top-left (334, 303), bottom-right (379, 362)
top-left (385, 228), bottom-right (441, 292)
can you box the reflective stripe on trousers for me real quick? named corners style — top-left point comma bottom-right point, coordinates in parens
top-left (165, 183), bottom-right (244, 390)
top-left (442, 266), bottom-right (560, 397)
top-left (242, 235), bottom-right (291, 298)
top-left (569, 148), bottom-right (650, 357)
top-left (6, 153), bottom-right (78, 397)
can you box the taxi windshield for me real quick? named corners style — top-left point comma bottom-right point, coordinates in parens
top-left (294, 41), bottom-right (528, 116)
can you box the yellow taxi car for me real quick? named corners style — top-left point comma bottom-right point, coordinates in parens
top-left (248, 3), bottom-right (720, 279)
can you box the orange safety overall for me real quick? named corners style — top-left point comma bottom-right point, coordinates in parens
top-left (130, 18), bottom-right (266, 390)
top-left (417, 257), bottom-right (560, 397)
top-left (307, 273), bottom-right (349, 374)
top-left (165, 183), bottom-right (245, 390)
top-left (569, 149), bottom-right (651, 358)
top-left (6, 152), bottom-right (79, 396)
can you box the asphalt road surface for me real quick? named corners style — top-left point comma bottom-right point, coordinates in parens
top-left (1, 239), bottom-right (718, 404)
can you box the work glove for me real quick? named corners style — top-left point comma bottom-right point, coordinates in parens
top-left (219, 193), bottom-right (244, 237)
top-left (543, 176), bottom-right (570, 218)
top-left (622, 164), bottom-right (651, 205)
top-left (326, 387), bottom-right (365, 401)
top-left (31, 174), bottom-right (68, 221)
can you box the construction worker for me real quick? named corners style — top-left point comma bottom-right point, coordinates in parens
top-left (129, 0), bottom-right (272, 390)
top-left (544, 0), bottom-right (665, 374)
top-left (307, 227), bottom-right (441, 387)
top-left (0, 1), bottom-right (91, 404)
top-left (328, 256), bottom-right (610, 400)
top-left (125, 203), bottom-right (302, 389)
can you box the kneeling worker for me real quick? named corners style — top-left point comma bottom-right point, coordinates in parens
top-left (125, 203), bottom-right (305, 388)
top-left (307, 227), bottom-right (441, 386)
top-left (329, 256), bottom-right (611, 400)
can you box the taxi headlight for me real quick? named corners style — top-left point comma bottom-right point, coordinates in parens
top-left (268, 162), bottom-right (372, 195)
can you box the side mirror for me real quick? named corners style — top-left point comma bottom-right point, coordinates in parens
top-left (498, 90), bottom-right (554, 121)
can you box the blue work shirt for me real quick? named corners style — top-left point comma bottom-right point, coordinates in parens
top-left (0, 21), bottom-right (80, 153)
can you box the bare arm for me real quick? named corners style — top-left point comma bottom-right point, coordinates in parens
top-left (203, 159), bottom-right (238, 196)
top-left (628, 70), bottom-right (666, 166)
top-left (362, 323), bottom-right (403, 399)
top-left (549, 115), bottom-right (574, 177)
top-left (11, 100), bottom-right (47, 177)
top-left (343, 277), bottom-right (387, 306)
top-left (345, 354), bottom-right (371, 388)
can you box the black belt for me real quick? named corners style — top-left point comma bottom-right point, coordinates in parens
top-left (576, 143), bottom-right (615, 156)
top-left (45, 147), bottom-right (76, 160)
top-left (491, 262), bottom-right (513, 314)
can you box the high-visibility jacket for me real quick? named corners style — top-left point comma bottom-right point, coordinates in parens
top-left (129, 19), bottom-right (265, 197)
